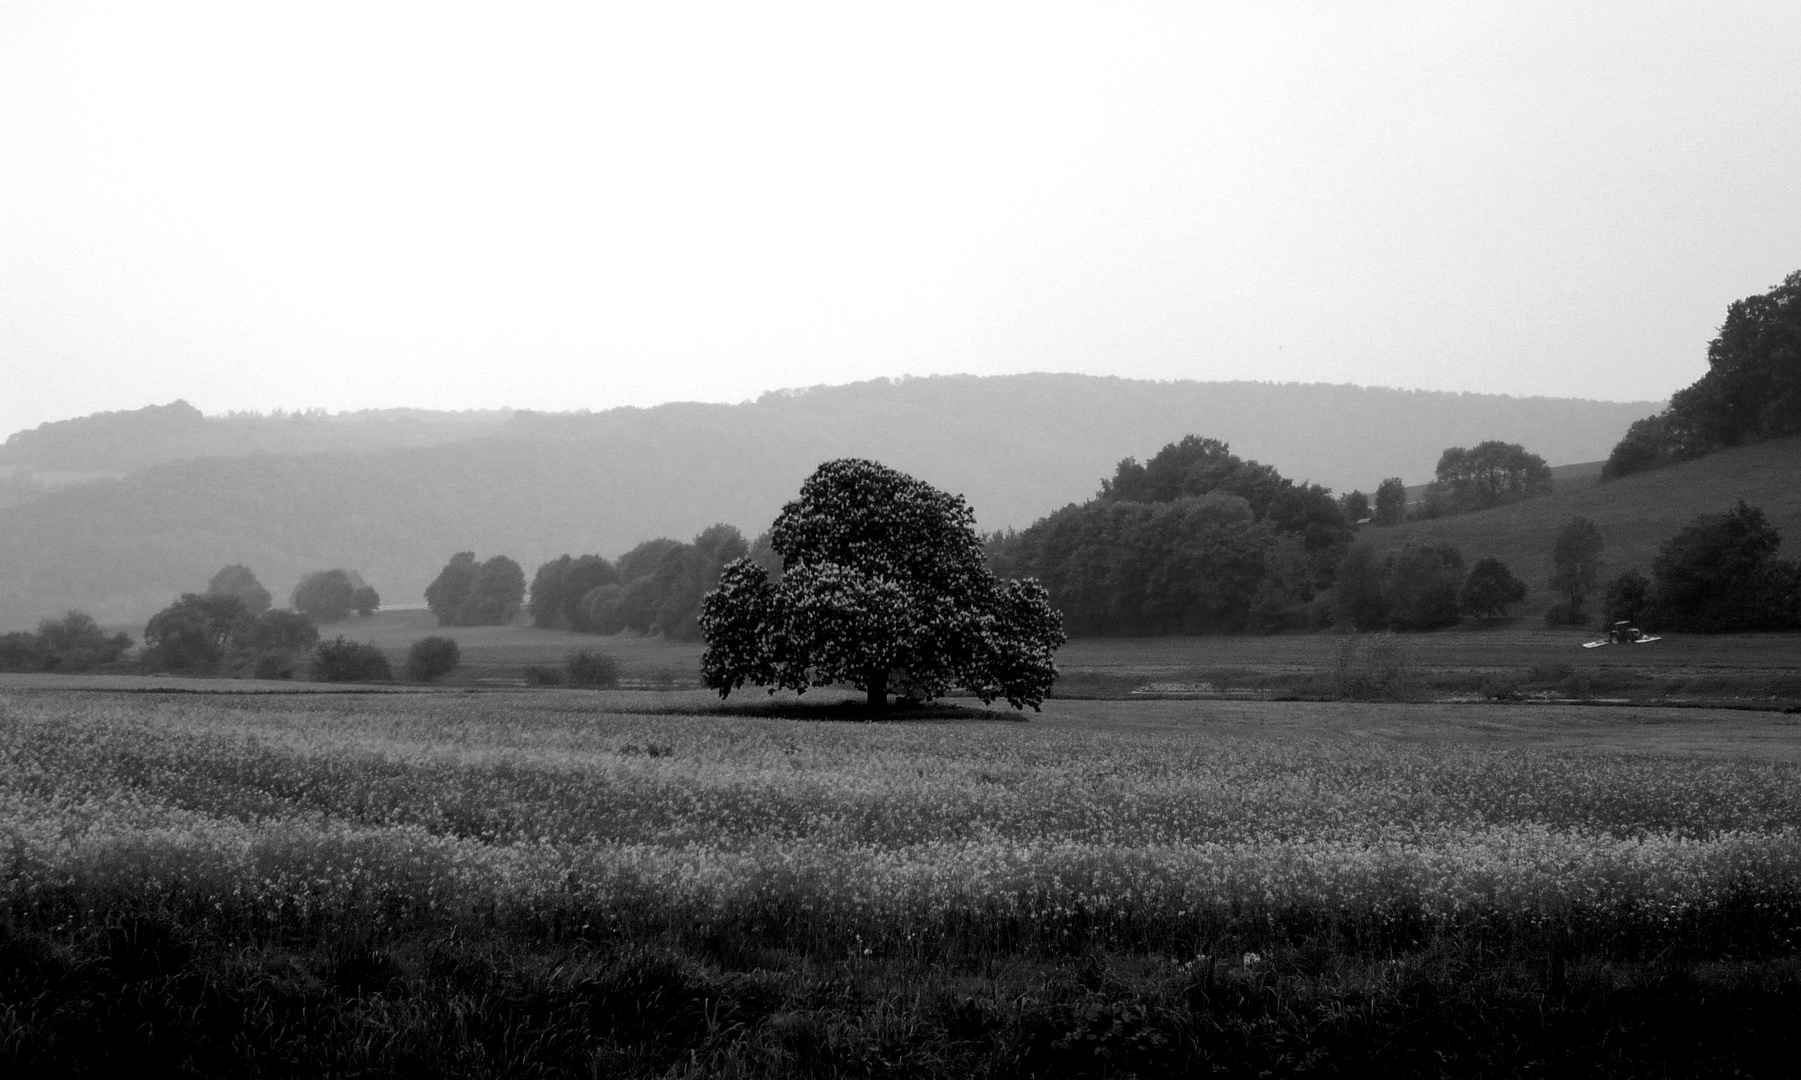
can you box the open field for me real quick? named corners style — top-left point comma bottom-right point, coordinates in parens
top-left (4, 684), bottom-right (1801, 1075)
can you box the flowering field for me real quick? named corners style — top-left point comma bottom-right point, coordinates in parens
top-left (6, 686), bottom-right (1801, 958)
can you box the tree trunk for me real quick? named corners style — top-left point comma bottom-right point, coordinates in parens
top-left (865, 669), bottom-right (888, 711)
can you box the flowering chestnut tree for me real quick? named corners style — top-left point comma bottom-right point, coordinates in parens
top-left (700, 459), bottom-right (1066, 710)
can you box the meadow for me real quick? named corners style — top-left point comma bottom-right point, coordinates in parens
top-left (4, 681), bottom-right (1801, 1076)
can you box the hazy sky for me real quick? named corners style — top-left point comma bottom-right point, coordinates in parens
top-left (3, 1), bottom-right (1797, 438)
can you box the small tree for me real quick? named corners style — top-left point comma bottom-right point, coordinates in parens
top-left (311, 637), bottom-right (393, 682)
top-left (1339, 490), bottom-right (1371, 523)
top-left (1460, 557), bottom-right (1527, 618)
top-left (1548, 516), bottom-right (1606, 624)
top-left (206, 564), bottom-right (273, 615)
top-left (143, 593), bottom-right (254, 671)
top-left (405, 636), bottom-right (460, 681)
top-left (350, 585), bottom-right (381, 617)
top-left (292, 569), bottom-right (360, 622)
top-left (1651, 500), bottom-right (1801, 631)
top-left (700, 459), bottom-right (1066, 710)
top-left (1603, 568), bottom-right (1652, 625)
top-left (1372, 478), bottom-right (1407, 526)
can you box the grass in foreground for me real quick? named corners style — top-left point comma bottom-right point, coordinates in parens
top-left (4, 688), bottom-right (1801, 1075)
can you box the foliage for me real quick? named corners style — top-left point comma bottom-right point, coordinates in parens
top-left (1549, 515), bottom-right (1606, 615)
top-left (0, 610), bottom-right (133, 672)
top-left (1425, 441), bottom-right (1553, 515)
top-left (1604, 270), bottom-right (1801, 478)
top-left (565, 648), bottom-right (620, 688)
top-left (1331, 542), bottom-right (1389, 630)
top-left (1651, 500), bottom-right (1801, 631)
top-left (1460, 556), bottom-right (1527, 617)
top-left (424, 552), bottom-right (526, 626)
top-left (232, 609), bottom-right (320, 664)
top-left (404, 635), bottom-right (461, 681)
top-left (992, 436), bottom-right (1351, 635)
top-left (311, 636), bottom-right (393, 682)
top-left (1339, 488), bottom-right (1371, 522)
top-left (582, 527), bottom-right (751, 640)
top-left (527, 554), bottom-right (618, 630)
top-left (290, 569), bottom-right (368, 622)
top-left (1372, 477), bottom-right (1407, 526)
top-left (1381, 543), bottom-right (1465, 630)
top-left (142, 593), bottom-right (254, 671)
top-left (349, 584), bottom-right (380, 617)
top-left (1603, 568), bottom-right (1653, 625)
top-left (204, 564), bottom-right (272, 615)
top-left (702, 458), bottom-right (1066, 709)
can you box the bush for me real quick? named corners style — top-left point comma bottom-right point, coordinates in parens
top-left (404, 636), bottom-right (460, 681)
top-left (1328, 631), bottom-right (1415, 701)
top-left (522, 665), bottom-right (565, 686)
top-left (311, 637), bottom-right (392, 683)
top-left (565, 649), bottom-right (620, 688)
top-left (251, 651), bottom-right (297, 680)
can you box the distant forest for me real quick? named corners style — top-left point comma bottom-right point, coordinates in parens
top-left (0, 376), bottom-right (1654, 628)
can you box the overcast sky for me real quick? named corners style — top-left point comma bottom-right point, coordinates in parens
top-left (2, 1), bottom-right (1797, 438)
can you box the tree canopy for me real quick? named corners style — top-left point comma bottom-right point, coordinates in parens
top-left (1650, 501), bottom-right (1800, 631)
top-left (291, 569), bottom-right (374, 622)
top-left (1460, 557), bottom-right (1527, 618)
top-left (206, 564), bottom-right (272, 615)
top-left (1427, 442), bottom-right (1553, 514)
top-left (1604, 271), bottom-right (1801, 479)
top-left (701, 459), bottom-right (1065, 709)
top-left (143, 593), bottom-right (255, 671)
top-left (425, 553), bottom-right (525, 626)
top-left (989, 436), bottom-right (1351, 634)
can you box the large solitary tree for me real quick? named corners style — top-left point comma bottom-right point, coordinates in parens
top-left (700, 459), bottom-right (1066, 710)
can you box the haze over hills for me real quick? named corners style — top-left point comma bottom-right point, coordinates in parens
top-left (0, 375), bottom-right (1660, 629)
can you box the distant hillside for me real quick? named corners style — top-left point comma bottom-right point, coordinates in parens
top-left (0, 400), bottom-right (514, 481)
top-left (0, 375), bottom-right (1658, 628)
top-left (1366, 435), bottom-right (1801, 621)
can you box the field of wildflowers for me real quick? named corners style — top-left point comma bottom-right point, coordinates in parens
top-left (4, 686), bottom-right (1801, 1075)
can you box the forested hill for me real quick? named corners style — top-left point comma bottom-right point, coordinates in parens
top-left (0, 401), bottom-right (514, 478)
top-left (0, 375), bottom-right (1657, 628)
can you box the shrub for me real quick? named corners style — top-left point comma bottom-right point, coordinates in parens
top-left (404, 636), bottom-right (460, 681)
top-left (251, 651), bottom-right (296, 680)
top-left (565, 649), bottom-right (620, 688)
top-left (1328, 631), bottom-right (1415, 701)
top-left (523, 665), bottom-right (565, 686)
top-left (311, 637), bottom-right (392, 682)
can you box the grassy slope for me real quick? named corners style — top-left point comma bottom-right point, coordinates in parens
top-left (1365, 435), bottom-right (1801, 620)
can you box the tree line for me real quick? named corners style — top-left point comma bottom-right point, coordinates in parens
top-left (1604, 270), bottom-right (1801, 479)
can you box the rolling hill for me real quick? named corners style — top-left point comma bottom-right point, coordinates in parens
top-left (0, 375), bottom-right (1658, 629)
top-left (1365, 434), bottom-right (1801, 621)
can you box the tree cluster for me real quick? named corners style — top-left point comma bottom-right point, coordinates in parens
top-left (988, 437), bottom-right (1353, 634)
top-left (0, 611), bottom-right (133, 673)
top-left (1646, 501), bottom-right (1800, 631)
top-left (530, 526), bottom-right (750, 641)
top-left (291, 569), bottom-right (379, 622)
top-left (702, 459), bottom-right (1065, 709)
top-left (425, 553), bottom-right (526, 626)
top-left (1412, 442), bottom-right (1553, 518)
top-left (1333, 541), bottom-right (1475, 631)
top-left (1603, 271), bottom-right (1801, 479)
top-left (141, 592), bottom-right (321, 673)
